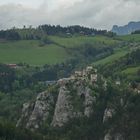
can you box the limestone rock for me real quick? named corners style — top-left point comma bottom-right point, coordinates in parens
top-left (84, 87), bottom-right (95, 117)
top-left (51, 87), bottom-right (73, 127)
top-left (51, 82), bottom-right (95, 127)
top-left (103, 108), bottom-right (114, 122)
top-left (104, 133), bottom-right (124, 140)
top-left (17, 67), bottom-right (97, 129)
top-left (17, 91), bottom-right (56, 130)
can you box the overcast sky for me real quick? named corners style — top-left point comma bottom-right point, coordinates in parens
top-left (0, 0), bottom-right (140, 30)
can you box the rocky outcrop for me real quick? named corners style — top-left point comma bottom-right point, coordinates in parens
top-left (17, 66), bottom-right (97, 130)
top-left (84, 87), bottom-right (95, 117)
top-left (104, 133), bottom-right (124, 140)
top-left (17, 78), bottom-right (96, 130)
top-left (16, 91), bottom-right (56, 130)
top-left (103, 107), bottom-right (124, 140)
top-left (112, 21), bottom-right (140, 35)
top-left (51, 86), bottom-right (73, 127)
top-left (51, 80), bottom-right (95, 127)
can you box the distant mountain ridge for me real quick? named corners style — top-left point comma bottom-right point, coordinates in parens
top-left (111, 21), bottom-right (140, 35)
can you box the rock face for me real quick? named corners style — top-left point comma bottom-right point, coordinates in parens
top-left (104, 133), bottom-right (124, 140)
top-left (17, 66), bottom-right (97, 130)
top-left (51, 86), bottom-right (73, 127)
top-left (103, 108), bottom-right (124, 140)
top-left (51, 82), bottom-right (95, 127)
top-left (111, 21), bottom-right (140, 35)
top-left (17, 66), bottom-right (125, 140)
top-left (16, 91), bottom-right (56, 130)
top-left (103, 108), bottom-right (114, 123)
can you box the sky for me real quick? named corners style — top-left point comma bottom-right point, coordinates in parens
top-left (0, 0), bottom-right (140, 30)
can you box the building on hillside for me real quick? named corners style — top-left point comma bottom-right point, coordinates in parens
top-left (115, 80), bottom-right (121, 85)
top-left (75, 71), bottom-right (83, 77)
top-left (82, 69), bottom-right (87, 77)
top-left (70, 75), bottom-right (75, 80)
top-left (91, 74), bottom-right (98, 82)
top-left (86, 66), bottom-right (97, 74)
top-left (45, 81), bottom-right (56, 86)
top-left (58, 78), bottom-right (72, 86)
top-left (86, 66), bottom-right (93, 72)
top-left (80, 31), bottom-right (85, 35)
top-left (7, 64), bottom-right (18, 69)
top-left (66, 32), bottom-right (71, 36)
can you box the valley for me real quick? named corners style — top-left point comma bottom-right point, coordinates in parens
top-left (0, 25), bottom-right (140, 140)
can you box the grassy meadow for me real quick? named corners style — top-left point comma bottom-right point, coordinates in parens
top-left (0, 35), bottom-right (118, 65)
top-left (0, 40), bottom-right (69, 65)
top-left (0, 34), bottom-right (139, 66)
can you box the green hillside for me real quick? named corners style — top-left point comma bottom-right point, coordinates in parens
top-left (0, 40), bottom-right (70, 65)
top-left (116, 34), bottom-right (140, 42)
top-left (97, 48), bottom-right (140, 81)
top-left (93, 48), bottom-right (129, 65)
top-left (0, 35), bottom-right (118, 65)
top-left (49, 35), bottom-right (118, 48)
top-left (0, 31), bottom-right (139, 70)
top-left (90, 33), bottom-right (140, 81)
top-left (122, 66), bottom-right (140, 75)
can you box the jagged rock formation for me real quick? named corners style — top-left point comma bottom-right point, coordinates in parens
top-left (51, 81), bottom-right (95, 127)
top-left (103, 106), bottom-right (124, 140)
top-left (17, 66), bottom-right (128, 140)
top-left (51, 86), bottom-right (73, 127)
top-left (16, 91), bottom-right (57, 130)
top-left (103, 108), bottom-right (123, 140)
top-left (111, 21), bottom-right (140, 35)
top-left (17, 66), bottom-right (97, 130)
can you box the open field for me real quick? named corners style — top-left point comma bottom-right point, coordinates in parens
top-left (0, 40), bottom-right (69, 65)
top-left (0, 34), bottom-right (139, 66)
top-left (0, 35), bottom-right (119, 65)
top-left (93, 49), bottom-right (129, 65)
top-left (50, 35), bottom-right (118, 48)
top-left (116, 34), bottom-right (140, 42)
top-left (121, 66), bottom-right (140, 75)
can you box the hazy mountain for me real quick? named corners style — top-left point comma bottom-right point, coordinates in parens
top-left (112, 21), bottom-right (140, 35)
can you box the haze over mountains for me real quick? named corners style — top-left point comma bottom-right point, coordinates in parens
top-left (112, 21), bottom-right (140, 35)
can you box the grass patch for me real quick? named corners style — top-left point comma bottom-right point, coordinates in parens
top-left (116, 34), bottom-right (140, 42)
top-left (0, 35), bottom-right (119, 65)
top-left (50, 35), bottom-right (118, 48)
top-left (93, 48), bottom-right (129, 65)
top-left (122, 66), bottom-right (140, 75)
top-left (0, 40), bottom-right (70, 65)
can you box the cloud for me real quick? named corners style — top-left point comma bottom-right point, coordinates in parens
top-left (0, 0), bottom-right (140, 30)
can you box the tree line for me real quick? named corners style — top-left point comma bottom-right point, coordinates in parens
top-left (0, 25), bottom-right (115, 40)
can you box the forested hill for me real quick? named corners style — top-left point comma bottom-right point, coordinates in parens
top-left (0, 25), bottom-right (114, 40)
